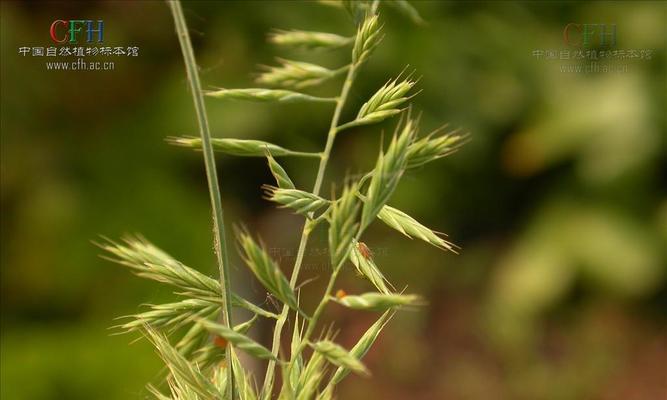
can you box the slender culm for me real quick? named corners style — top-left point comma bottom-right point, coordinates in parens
top-left (167, 0), bottom-right (236, 397)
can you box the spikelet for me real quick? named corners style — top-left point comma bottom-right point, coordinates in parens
top-left (144, 328), bottom-right (220, 399)
top-left (118, 298), bottom-right (217, 333)
top-left (332, 292), bottom-right (425, 311)
top-left (352, 14), bottom-right (382, 65)
top-left (406, 126), bottom-right (467, 169)
top-left (349, 240), bottom-right (392, 293)
top-left (269, 29), bottom-right (352, 50)
top-left (206, 88), bottom-right (336, 103)
top-left (167, 137), bottom-right (320, 158)
top-left (100, 236), bottom-right (279, 318)
top-left (264, 186), bottom-right (329, 216)
top-left (328, 185), bottom-right (361, 270)
top-left (198, 319), bottom-right (278, 361)
top-left (310, 340), bottom-right (369, 376)
top-left (337, 76), bottom-right (415, 131)
top-left (378, 205), bottom-right (458, 252)
top-left (237, 230), bottom-right (301, 315)
top-left (331, 310), bottom-right (393, 384)
top-left (360, 116), bottom-right (416, 231)
top-left (266, 150), bottom-right (296, 189)
top-left (257, 59), bottom-right (344, 89)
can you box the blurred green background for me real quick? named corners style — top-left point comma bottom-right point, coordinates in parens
top-left (1, 1), bottom-right (665, 399)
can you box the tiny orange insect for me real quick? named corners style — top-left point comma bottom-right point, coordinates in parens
top-left (335, 289), bottom-right (347, 299)
top-left (357, 241), bottom-right (373, 260)
top-left (214, 335), bottom-right (227, 349)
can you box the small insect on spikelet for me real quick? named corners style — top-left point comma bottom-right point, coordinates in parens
top-left (214, 336), bottom-right (228, 349)
top-left (357, 241), bottom-right (373, 260)
top-left (349, 240), bottom-right (393, 294)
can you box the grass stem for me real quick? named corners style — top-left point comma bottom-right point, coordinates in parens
top-left (166, 1), bottom-right (236, 398)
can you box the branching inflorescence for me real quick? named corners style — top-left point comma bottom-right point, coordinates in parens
top-left (103, 1), bottom-right (466, 399)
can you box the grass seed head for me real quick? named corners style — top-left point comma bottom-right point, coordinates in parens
top-left (328, 184), bottom-right (361, 270)
top-left (378, 205), bottom-right (458, 252)
top-left (349, 240), bottom-right (393, 294)
top-left (265, 150), bottom-right (296, 189)
top-left (198, 319), bottom-right (278, 361)
top-left (237, 230), bottom-right (301, 313)
top-left (331, 310), bottom-right (394, 384)
top-left (333, 292), bottom-right (425, 311)
top-left (263, 186), bottom-right (329, 216)
top-left (352, 14), bottom-right (382, 65)
top-left (206, 88), bottom-right (336, 103)
top-left (269, 29), bottom-right (352, 49)
top-left (406, 127), bottom-right (468, 169)
top-left (256, 58), bottom-right (341, 89)
top-left (360, 115), bottom-right (416, 231)
top-left (310, 340), bottom-right (370, 376)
